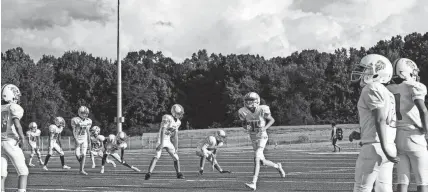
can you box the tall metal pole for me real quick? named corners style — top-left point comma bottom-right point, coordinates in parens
top-left (116, 0), bottom-right (123, 133)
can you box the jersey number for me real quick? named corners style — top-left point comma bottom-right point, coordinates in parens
top-left (1, 111), bottom-right (9, 133)
top-left (393, 94), bottom-right (403, 120)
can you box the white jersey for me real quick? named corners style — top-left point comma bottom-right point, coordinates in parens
top-left (157, 114), bottom-right (181, 143)
top-left (49, 124), bottom-right (63, 142)
top-left (386, 81), bottom-right (427, 131)
top-left (197, 136), bottom-right (223, 151)
top-left (26, 129), bottom-right (41, 144)
top-left (71, 117), bottom-right (92, 141)
top-left (1, 103), bottom-right (24, 141)
top-left (105, 134), bottom-right (127, 153)
top-left (238, 105), bottom-right (271, 140)
top-left (90, 134), bottom-right (105, 151)
top-left (358, 82), bottom-right (397, 144)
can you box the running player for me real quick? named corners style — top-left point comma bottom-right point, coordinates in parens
top-left (1, 84), bottom-right (29, 192)
top-left (145, 104), bottom-right (185, 180)
top-left (26, 122), bottom-right (43, 166)
top-left (238, 92), bottom-right (286, 191)
top-left (350, 54), bottom-right (399, 192)
top-left (89, 126), bottom-right (116, 168)
top-left (387, 58), bottom-right (428, 192)
top-left (196, 130), bottom-right (231, 175)
top-left (42, 117), bottom-right (72, 171)
top-left (100, 132), bottom-right (140, 173)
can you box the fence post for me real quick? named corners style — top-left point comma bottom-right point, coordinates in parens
top-left (128, 138), bottom-right (131, 150)
top-left (41, 137), bottom-right (44, 152)
top-left (68, 137), bottom-right (71, 152)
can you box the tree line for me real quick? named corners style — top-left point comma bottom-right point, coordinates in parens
top-left (2, 32), bottom-right (428, 136)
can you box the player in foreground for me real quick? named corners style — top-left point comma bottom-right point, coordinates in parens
top-left (350, 54), bottom-right (399, 192)
top-left (43, 117), bottom-right (72, 171)
top-left (145, 104), bottom-right (185, 180)
top-left (100, 131), bottom-right (140, 173)
top-left (26, 122), bottom-right (43, 166)
top-left (1, 84), bottom-right (28, 192)
top-left (196, 130), bottom-right (231, 175)
top-left (386, 58), bottom-right (428, 192)
top-left (238, 92), bottom-right (286, 191)
top-left (89, 126), bottom-right (116, 168)
top-left (71, 106), bottom-right (92, 175)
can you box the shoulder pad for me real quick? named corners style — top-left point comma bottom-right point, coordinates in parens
top-left (217, 142), bottom-right (224, 147)
top-left (35, 129), bottom-right (41, 136)
top-left (119, 143), bottom-right (128, 149)
top-left (9, 103), bottom-right (24, 120)
top-left (208, 136), bottom-right (217, 145)
top-left (259, 105), bottom-right (271, 113)
top-left (71, 117), bottom-right (80, 127)
top-left (87, 118), bottom-right (93, 124)
top-left (26, 131), bottom-right (31, 136)
top-left (97, 135), bottom-right (105, 141)
top-left (162, 114), bottom-right (174, 121)
top-left (108, 134), bottom-right (116, 142)
top-left (238, 107), bottom-right (248, 119)
top-left (49, 125), bottom-right (57, 132)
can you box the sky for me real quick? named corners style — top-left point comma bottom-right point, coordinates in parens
top-left (1, 0), bottom-right (428, 63)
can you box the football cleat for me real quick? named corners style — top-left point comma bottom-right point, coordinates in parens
top-left (92, 164), bottom-right (96, 169)
top-left (220, 170), bottom-right (232, 174)
top-left (199, 170), bottom-right (204, 175)
top-left (42, 166), bottom-right (48, 171)
top-left (145, 173), bottom-right (151, 180)
top-left (80, 170), bottom-right (88, 175)
top-left (177, 172), bottom-right (185, 179)
top-left (62, 165), bottom-right (71, 169)
top-left (277, 163), bottom-right (285, 178)
top-left (28, 163), bottom-right (35, 167)
top-left (245, 182), bottom-right (257, 191)
top-left (100, 166), bottom-right (105, 174)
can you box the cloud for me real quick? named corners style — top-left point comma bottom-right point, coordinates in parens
top-left (1, 0), bottom-right (428, 63)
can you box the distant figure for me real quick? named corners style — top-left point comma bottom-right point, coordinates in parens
top-left (331, 123), bottom-right (342, 152)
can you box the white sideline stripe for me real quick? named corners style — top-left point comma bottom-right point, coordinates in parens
top-left (6, 188), bottom-right (96, 192)
top-left (307, 152), bottom-right (359, 155)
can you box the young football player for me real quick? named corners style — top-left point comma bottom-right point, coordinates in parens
top-left (331, 123), bottom-right (342, 152)
top-left (100, 131), bottom-right (140, 173)
top-left (71, 106), bottom-right (92, 175)
top-left (196, 130), bottom-right (231, 175)
top-left (1, 84), bottom-right (28, 192)
top-left (238, 92), bottom-right (286, 191)
top-left (386, 58), bottom-right (428, 192)
top-left (43, 117), bottom-right (72, 171)
top-left (145, 104), bottom-right (185, 180)
top-left (89, 126), bottom-right (116, 168)
top-left (26, 122), bottom-right (43, 166)
top-left (350, 54), bottom-right (400, 192)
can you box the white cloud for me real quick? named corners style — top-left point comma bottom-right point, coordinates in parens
top-left (1, 0), bottom-right (427, 63)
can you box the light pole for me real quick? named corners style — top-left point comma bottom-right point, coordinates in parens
top-left (116, 0), bottom-right (124, 133)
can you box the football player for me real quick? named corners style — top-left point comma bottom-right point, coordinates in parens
top-left (238, 92), bottom-right (286, 191)
top-left (43, 117), bottom-right (72, 171)
top-left (26, 122), bottom-right (43, 166)
top-left (1, 84), bottom-right (28, 192)
top-left (89, 126), bottom-right (116, 168)
top-left (196, 130), bottom-right (231, 175)
top-left (100, 132), bottom-right (140, 173)
top-left (350, 54), bottom-right (399, 192)
top-left (145, 104), bottom-right (185, 180)
top-left (71, 106), bottom-right (92, 175)
top-left (386, 58), bottom-right (428, 192)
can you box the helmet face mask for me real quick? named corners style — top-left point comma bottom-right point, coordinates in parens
top-left (171, 104), bottom-right (184, 119)
top-left (1, 84), bottom-right (21, 104)
top-left (54, 117), bottom-right (65, 127)
top-left (244, 92), bottom-right (260, 109)
top-left (78, 106), bottom-right (89, 119)
top-left (117, 132), bottom-right (127, 145)
top-left (90, 126), bottom-right (101, 136)
top-left (29, 122), bottom-right (37, 131)
top-left (215, 130), bottom-right (226, 143)
top-left (350, 54), bottom-right (392, 87)
top-left (393, 58), bottom-right (420, 82)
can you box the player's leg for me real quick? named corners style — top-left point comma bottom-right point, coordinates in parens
top-left (258, 138), bottom-right (285, 177)
top-left (75, 141), bottom-right (83, 163)
top-left (374, 159), bottom-right (394, 192)
top-left (353, 144), bottom-right (384, 192)
top-left (35, 148), bottom-right (43, 165)
top-left (208, 154), bottom-right (231, 174)
top-left (332, 138), bottom-right (337, 152)
top-left (245, 140), bottom-right (261, 191)
top-left (145, 145), bottom-right (162, 180)
top-left (166, 145), bottom-right (184, 179)
top-left (54, 143), bottom-right (70, 169)
top-left (397, 152), bottom-right (411, 192)
top-left (409, 149), bottom-right (428, 192)
top-left (3, 139), bottom-right (29, 192)
top-left (100, 153), bottom-right (109, 173)
top-left (43, 143), bottom-right (55, 170)
top-left (110, 152), bottom-right (140, 172)
top-left (90, 151), bottom-right (96, 168)
top-left (196, 150), bottom-right (206, 175)
top-left (78, 140), bottom-right (88, 175)
top-left (28, 147), bottom-right (36, 167)
top-left (1, 144), bottom-right (8, 192)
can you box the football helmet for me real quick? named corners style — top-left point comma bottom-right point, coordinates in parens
top-left (54, 117), bottom-right (66, 127)
top-left (351, 54), bottom-right (393, 87)
top-left (1, 84), bottom-right (21, 104)
top-left (29, 122), bottom-right (37, 130)
top-left (215, 130), bottom-right (226, 142)
top-left (78, 106), bottom-right (89, 119)
top-left (244, 92), bottom-right (260, 109)
top-left (171, 104), bottom-right (184, 119)
top-left (393, 58), bottom-right (420, 82)
top-left (117, 131), bottom-right (128, 144)
top-left (90, 126), bottom-right (101, 135)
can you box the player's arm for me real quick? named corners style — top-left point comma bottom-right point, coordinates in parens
top-left (173, 129), bottom-right (179, 152)
top-left (12, 118), bottom-right (25, 147)
top-left (26, 132), bottom-right (32, 146)
top-left (415, 99), bottom-right (428, 134)
top-left (71, 118), bottom-right (78, 142)
top-left (373, 108), bottom-right (399, 163)
top-left (262, 107), bottom-right (275, 131)
top-left (58, 131), bottom-right (63, 148)
top-left (87, 128), bottom-right (92, 152)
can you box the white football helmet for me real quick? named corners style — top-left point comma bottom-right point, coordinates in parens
top-left (117, 131), bottom-right (128, 144)
top-left (54, 117), bottom-right (66, 127)
top-left (90, 126), bottom-right (101, 135)
top-left (78, 106), bottom-right (89, 119)
top-left (29, 122), bottom-right (37, 130)
top-left (351, 54), bottom-right (393, 87)
top-left (215, 130), bottom-right (226, 142)
top-left (393, 58), bottom-right (420, 82)
top-left (1, 84), bottom-right (21, 104)
top-left (171, 104), bottom-right (184, 119)
top-left (244, 92), bottom-right (260, 109)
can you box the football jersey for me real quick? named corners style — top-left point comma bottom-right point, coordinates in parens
top-left (238, 105), bottom-right (271, 140)
top-left (358, 82), bottom-right (397, 144)
top-left (27, 129), bottom-right (41, 143)
top-left (1, 103), bottom-right (24, 141)
top-left (90, 134), bottom-right (105, 151)
top-left (158, 114), bottom-right (181, 142)
top-left (49, 124), bottom-right (63, 141)
top-left (386, 81), bottom-right (427, 131)
top-left (105, 134), bottom-right (127, 152)
top-left (197, 136), bottom-right (223, 151)
top-left (71, 117), bottom-right (92, 140)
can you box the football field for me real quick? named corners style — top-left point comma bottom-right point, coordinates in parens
top-left (3, 144), bottom-right (416, 192)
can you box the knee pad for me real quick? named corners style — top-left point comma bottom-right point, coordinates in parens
top-left (172, 153), bottom-right (179, 161)
top-left (17, 165), bottom-right (29, 176)
top-left (375, 180), bottom-right (393, 192)
top-left (1, 158), bottom-right (7, 178)
top-left (48, 148), bottom-right (54, 155)
top-left (59, 151), bottom-right (65, 156)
